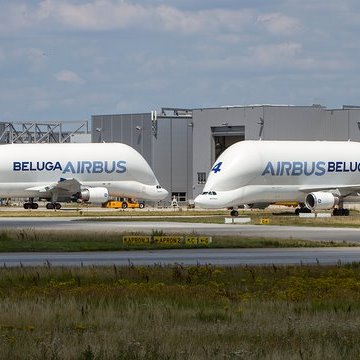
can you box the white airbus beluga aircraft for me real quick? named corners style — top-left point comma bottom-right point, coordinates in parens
top-left (1, 142), bottom-right (168, 209)
top-left (195, 140), bottom-right (360, 216)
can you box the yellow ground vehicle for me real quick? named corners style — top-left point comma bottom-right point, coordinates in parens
top-left (274, 201), bottom-right (298, 208)
top-left (102, 198), bottom-right (145, 209)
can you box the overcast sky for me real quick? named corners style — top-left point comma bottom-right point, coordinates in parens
top-left (1, 0), bottom-right (360, 121)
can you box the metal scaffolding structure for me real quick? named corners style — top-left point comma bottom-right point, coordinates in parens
top-left (0, 121), bottom-right (89, 144)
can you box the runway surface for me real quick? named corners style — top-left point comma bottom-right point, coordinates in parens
top-left (0, 248), bottom-right (359, 267)
top-left (0, 217), bottom-right (359, 242)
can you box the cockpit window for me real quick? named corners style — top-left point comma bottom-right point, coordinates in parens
top-left (202, 191), bottom-right (217, 195)
top-left (156, 185), bottom-right (162, 189)
top-left (202, 192), bottom-right (208, 195)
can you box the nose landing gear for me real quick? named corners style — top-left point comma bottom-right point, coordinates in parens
top-left (230, 209), bottom-right (239, 217)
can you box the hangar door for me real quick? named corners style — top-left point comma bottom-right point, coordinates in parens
top-left (211, 126), bottom-right (245, 161)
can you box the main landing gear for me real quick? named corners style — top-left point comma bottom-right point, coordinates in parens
top-left (46, 193), bottom-right (62, 210)
top-left (23, 198), bottom-right (38, 210)
top-left (332, 208), bottom-right (349, 216)
top-left (23, 202), bottom-right (38, 209)
top-left (295, 203), bottom-right (350, 216)
top-left (46, 202), bottom-right (61, 210)
top-left (24, 195), bottom-right (62, 210)
top-left (294, 207), bottom-right (311, 215)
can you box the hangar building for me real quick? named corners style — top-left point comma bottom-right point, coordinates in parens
top-left (91, 105), bottom-right (360, 204)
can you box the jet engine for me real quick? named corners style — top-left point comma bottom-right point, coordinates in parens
top-left (305, 191), bottom-right (339, 210)
top-left (79, 187), bottom-right (109, 203)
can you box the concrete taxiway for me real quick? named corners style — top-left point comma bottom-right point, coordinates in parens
top-left (0, 248), bottom-right (359, 267)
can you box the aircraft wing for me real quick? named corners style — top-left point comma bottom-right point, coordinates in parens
top-left (299, 184), bottom-right (360, 196)
top-left (25, 178), bottom-right (82, 195)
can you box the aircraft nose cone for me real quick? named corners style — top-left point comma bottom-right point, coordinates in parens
top-left (153, 187), bottom-right (168, 200)
top-left (195, 193), bottom-right (223, 209)
top-left (161, 188), bottom-right (169, 199)
top-left (194, 194), bottom-right (205, 207)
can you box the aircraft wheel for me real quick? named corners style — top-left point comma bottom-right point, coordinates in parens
top-left (46, 203), bottom-right (54, 210)
top-left (230, 209), bottom-right (238, 217)
top-left (296, 207), bottom-right (312, 215)
top-left (31, 203), bottom-right (39, 209)
top-left (23, 203), bottom-right (29, 209)
top-left (336, 208), bottom-right (349, 216)
top-left (122, 202), bottom-right (128, 209)
top-left (55, 203), bottom-right (61, 210)
top-left (139, 203), bottom-right (145, 209)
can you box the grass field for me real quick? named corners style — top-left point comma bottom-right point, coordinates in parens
top-left (0, 209), bottom-right (358, 358)
top-left (0, 264), bottom-right (360, 359)
top-left (0, 229), bottom-right (352, 252)
top-left (80, 212), bottom-right (360, 228)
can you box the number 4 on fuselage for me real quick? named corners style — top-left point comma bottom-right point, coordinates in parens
top-left (211, 161), bottom-right (223, 174)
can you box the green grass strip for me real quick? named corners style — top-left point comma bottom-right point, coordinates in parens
top-left (0, 229), bottom-right (354, 252)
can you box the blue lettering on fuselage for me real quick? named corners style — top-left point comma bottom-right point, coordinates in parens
top-left (261, 161), bottom-right (331, 176)
top-left (12, 160), bottom-right (127, 174)
top-left (327, 161), bottom-right (360, 173)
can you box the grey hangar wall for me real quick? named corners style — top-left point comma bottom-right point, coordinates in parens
top-left (92, 105), bottom-right (360, 202)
